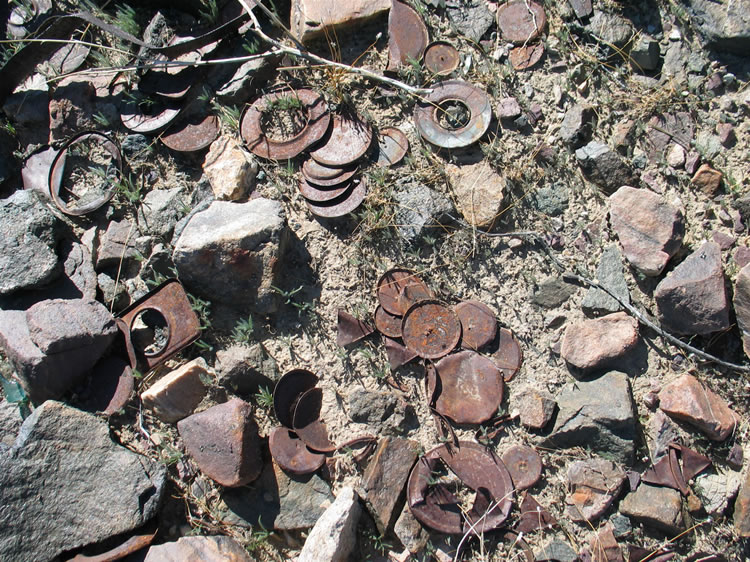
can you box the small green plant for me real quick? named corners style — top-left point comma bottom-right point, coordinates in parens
top-left (157, 442), bottom-right (183, 466)
top-left (198, 0), bottom-right (220, 25)
top-left (246, 517), bottom-right (273, 553)
top-left (242, 37), bottom-right (261, 55)
top-left (114, 3), bottom-right (139, 37)
top-left (116, 173), bottom-right (143, 205)
top-left (232, 315), bottom-right (254, 344)
top-left (211, 99), bottom-right (242, 132)
top-left (254, 385), bottom-right (273, 409)
top-left (366, 530), bottom-right (393, 556)
top-left (188, 293), bottom-right (212, 331)
top-left (271, 285), bottom-right (317, 317)
top-left (266, 94), bottom-right (303, 111)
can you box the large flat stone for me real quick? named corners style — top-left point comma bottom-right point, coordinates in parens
top-left (298, 487), bottom-right (361, 562)
top-left (561, 312), bottom-right (639, 373)
top-left (144, 536), bottom-right (253, 561)
top-left (683, 0), bottom-right (750, 54)
top-left (732, 263), bottom-right (750, 359)
top-left (445, 160), bottom-right (506, 228)
top-left (566, 458), bottom-right (626, 523)
top-left (0, 401), bottom-right (165, 561)
top-left (291, 0), bottom-right (390, 43)
top-left (619, 483), bottom-right (684, 534)
top-left (141, 358), bottom-right (208, 423)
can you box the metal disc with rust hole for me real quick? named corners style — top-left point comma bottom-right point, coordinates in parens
top-left (384, 337), bottom-right (418, 369)
top-left (305, 176), bottom-right (367, 218)
top-left (375, 128), bottom-right (409, 167)
top-left (424, 41), bottom-right (460, 76)
top-left (241, 89), bottom-right (330, 161)
top-left (293, 387), bottom-right (336, 453)
top-left (309, 114), bottom-right (373, 167)
top-left (298, 177), bottom-right (352, 203)
top-left (376, 268), bottom-right (433, 316)
top-left (273, 369), bottom-right (318, 429)
top-left (269, 426), bottom-right (326, 475)
top-left (375, 305), bottom-right (403, 338)
top-left (121, 99), bottom-right (181, 134)
top-left (455, 300), bottom-right (498, 351)
top-left (501, 445), bottom-right (543, 490)
top-left (496, 0), bottom-right (547, 45)
top-left (402, 300), bottom-right (462, 360)
top-left (407, 441), bottom-right (514, 534)
top-left (387, 0), bottom-right (429, 71)
top-left (302, 159), bottom-right (358, 186)
top-left (161, 114), bottom-right (220, 152)
top-left (414, 80), bottom-right (492, 149)
top-left (428, 350), bottom-right (503, 423)
top-left (510, 43), bottom-right (545, 70)
top-left (492, 328), bottom-right (523, 381)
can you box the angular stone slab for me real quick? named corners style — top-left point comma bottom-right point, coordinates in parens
top-left (144, 536), bottom-right (253, 561)
top-left (581, 244), bottom-right (630, 316)
top-left (141, 358), bottom-right (208, 423)
top-left (734, 263), bottom-right (750, 359)
top-left (561, 312), bottom-right (639, 373)
top-left (566, 458), bottom-right (626, 523)
top-left (298, 487), bottom-right (361, 562)
top-left (619, 483), bottom-right (684, 535)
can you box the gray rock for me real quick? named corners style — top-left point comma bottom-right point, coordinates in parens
top-left (609, 512), bottom-right (632, 538)
top-left (120, 134), bottom-right (152, 163)
top-left (683, 0), bottom-right (750, 54)
top-left (97, 272), bottom-right (129, 311)
top-left (630, 34), bottom-right (661, 71)
top-left (586, 11), bottom-right (632, 48)
top-left (532, 183), bottom-right (569, 216)
top-left (346, 388), bottom-right (399, 425)
top-left (647, 410), bottom-right (682, 463)
top-left (216, 56), bottom-right (279, 105)
top-left (140, 243), bottom-right (174, 282)
top-left (173, 198), bottom-right (289, 314)
top-left (0, 399), bottom-right (23, 448)
top-left (575, 141), bottom-right (637, 194)
top-left (654, 241), bottom-right (730, 335)
top-left (394, 504), bottom-right (429, 553)
top-left (734, 263), bottom-right (750, 359)
top-left (662, 41), bottom-right (688, 81)
top-left (59, 240), bottom-right (97, 300)
top-left (0, 401), bottom-right (165, 561)
top-left (137, 187), bottom-right (187, 238)
top-left (215, 343), bottom-right (279, 395)
top-left (582, 245), bottom-right (630, 316)
top-left (695, 469), bottom-right (742, 516)
top-left (144, 536), bottom-right (253, 561)
top-left (534, 540), bottom-right (579, 562)
top-left (393, 181), bottom-right (454, 243)
top-left (619, 483), bottom-right (684, 534)
top-left (532, 276), bottom-right (577, 308)
top-left (567, 0), bottom-right (593, 19)
top-left (445, 0), bottom-right (494, 42)
top-left (48, 79), bottom-right (99, 143)
top-left (0, 190), bottom-right (62, 295)
top-left (0, 299), bottom-right (118, 403)
top-left (559, 104), bottom-right (595, 147)
top-left (222, 461), bottom-right (334, 530)
top-left (566, 458), bottom-right (626, 522)
top-left (544, 371), bottom-right (636, 465)
top-left (95, 219), bottom-right (147, 269)
top-left (298, 487), bottom-right (360, 562)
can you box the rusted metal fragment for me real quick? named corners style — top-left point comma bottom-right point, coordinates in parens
top-left (375, 305), bottom-right (403, 339)
top-left (293, 387), bottom-right (336, 453)
top-left (160, 113), bottom-right (220, 152)
top-left (273, 368), bottom-right (318, 428)
top-left (407, 441), bottom-right (514, 534)
top-left (241, 89), bottom-right (330, 160)
top-left (496, 0), bottom-right (547, 44)
top-left (336, 309), bottom-right (374, 347)
top-left (384, 337), bottom-right (418, 369)
top-left (429, 350), bottom-right (503, 424)
top-left (375, 127), bottom-right (409, 167)
top-left (302, 161), bottom-right (358, 187)
top-left (501, 445), bottom-right (543, 490)
top-left (641, 447), bottom-right (687, 495)
top-left (67, 521), bottom-right (157, 562)
top-left (309, 114), bottom-right (373, 167)
top-left (678, 445), bottom-right (712, 481)
top-left (590, 523), bottom-right (624, 562)
top-left (501, 531), bottom-right (534, 561)
top-left (117, 279), bottom-right (200, 372)
top-left (510, 43), bottom-right (544, 70)
top-left (377, 268), bottom-right (433, 316)
top-left (139, 66), bottom-right (196, 101)
top-left (492, 328), bottom-right (523, 381)
top-left (48, 131), bottom-right (122, 216)
top-left (387, 0), bottom-right (429, 71)
top-left (414, 80), bottom-right (492, 149)
top-left (402, 300), bottom-right (461, 359)
top-left (298, 178), bottom-right (351, 203)
top-left (627, 546), bottom-right (676, 562)
top-left (304, 176), bottom-right (367, 218)
top-left (516, 493), bottom-right (557, 533)
top-left (84, 355), bottom-right (134, 416)
top-left (455, 300), bottom-right (497, 351)
top-left (120, 98), bottom-right (181, 134)
top-left (269, 426), bottom-right (325, 475)
top-left (424, 41), bottom-right (460, 76)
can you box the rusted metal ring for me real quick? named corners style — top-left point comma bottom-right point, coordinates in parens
top-left (510, 43), bottom-right (545, 71)
top-left (375, 127), bottom-right (409, 167)
top-left (48, 131), bottom-right (123, 216)
top-left (305, 176), bottom-right (367, 218)
top-left (240, 89), bottom-right (330, 161)
top-left (424, 41), bottom-right (460, 76)
top-left (298, 177), bottom-right (352, 203)
top-left (160, 113), bottom-right (220, 152)
top-left (414, 80), bottom-right (492, 149)
top-left (376, 268), bottom-right (433, 316)
top-left (407, 441), bottom-right (514, 534)
top-left (309, 114), bottom-right (373, 167)
top-left (302, 159), bottom-right (358, 186)
top-left (401, 300), bottom-right (462, 359)
top-left (273, 369), bottom-right (318, 428)
top-left (269, 426), bottom-right (325, 475)
top-left (120, 98), bottom-right (182, 134)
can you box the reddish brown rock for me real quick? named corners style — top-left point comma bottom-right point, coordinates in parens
top-left (177, 399), bottom-right (262, 487)
top-left (691, 163), bottom-right (723, 196)
top-left (141, 358), bottom-right (208, 423)
top-left (560, 312), bottom-right (639, 372)
top-left (144, 536), bottom-right (253, 561)
top-left (609, 186), bottom-right (684, 276)
top-left (733, 263), bottom-right (750, 358)
top-left (291, 0), bottom-right (390, 43)
top-left (734, 469), bottom-right (750, 537)
top-left (658, 374), bottom-right (738, 441)
top-left (514, 388), bottom-right (556, 430)
top-left (734, 247), bottom-right (750, 269)
top-left (566, 458), bottom-right (626, 523)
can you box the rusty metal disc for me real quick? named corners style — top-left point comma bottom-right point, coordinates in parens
top-left (375, 305), bottom-right (403, 338)
top-left (376, 268), bottom-right (433, 316)
top-left (402, 300), bottom-right (462, 360)
top-left (387, 0), bottom-right (429, 71)
top-left (424, 41), bottom-right (460, 76)
top-left (160, 113), bottom-right (220, 152)
top-left (492, 328), bottom-right (523, 381)
top-left (375, 127), bottom-right (409, 167)
top-left (510, 43), bottom-right (544, 70)
top-left (269, 426), bottom-right (325, 475)
top-left (305, 166), bottom-right (359, 188)
top-left (414, 80), bottom-right (492, 149)
top-left (407, 441), bottom-right (514, 534)
top-left (305, 176), bottom-right (367, 218)
top-left (273, 369), bottom-right (318, 429)
top-left (496, 0), bottom-right (547, 45)
top-left (302, 158), bottom-right (358, 186)
top-left (241, 89), bottom-right (330, 160)
top-left (298, 177), bottom-right (352, 203)
top-left (455, 300), bottom-right (498, 351)
top-left (309, 114), bottom-right (373, 167)
top-left (428, 350), bottom-right (503, 424)
top-left (293, 387), bottom-right (336, 453)
top-left (501, 445), bottom-right (543, 490)
top-left (121, 97), bottom-right (181, 134)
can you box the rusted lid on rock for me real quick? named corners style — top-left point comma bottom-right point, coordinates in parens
top-left (375, 305), bottom-right (403, 338)
top-left (496, 0), bottom-right (547, 45)
top-left (402, 300), bottom-right (461, 359)
top-left (337, 309), bottom-right (374, 346)
top-left (492, 328), bottom-right (523, 381)
top-left (377, 268), bottom-right (433, 316)
top-left (407, 441), bottom-right (514, 534)
top-left (305, 176), bottom-right (367, 218)
top-left (293, 387), bottom-right (336, 453)
top-left (273, 368), bottom-right (318, 428)
top-left (309, 114), bottom-right (373, 167)
top-left (424, 41), bottom-right (460, 76)
top-left (510, 43), bottom-right (544, 71)
top-left (161, 113), bottom-right (220, 152)
top-left (269, 426), bottom-right (325, 475)
top-left (428, 350), bottom-right (503, 424)
top-left (387, 0), bottom-right (429, 71)
top-left (501, 445), bottom-right (543, 490)
top-left (298, 177), bottom-right (352, 203)
top-left (375, 127), bottom-right (409, 167)
top-left (384, 336), bottom-right (418, 369)
top-left (302, 159), bottom-right (358, 187)
top-left (455, 300), bottom-right (498, 351)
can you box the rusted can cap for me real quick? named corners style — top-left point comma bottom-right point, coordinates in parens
top-left (402, 300), bottom-right (462, 359)
top-left (454, 300), bottom-right (498, 351)
top-left (424, 41), bottom-right (460, 76)
top-left (496, 0), bottom-right (547, 45)
top-left (304, 176), bottom-right (367, 218)
top-left (375, 305), bottom-right (403, 339)
top-left (510, 43), bottom-right (545, 70)
top-left (161, 113), bottom-right (220, 152)
top-left (501, 445), bottom-right (543, 490)
top-left (375, 127), bottom-right (409, 167)
top-left (269, 426), bottom-right (326, 475)
top-left (309, 114), bottom-right (373, 168)
top-left (376, 268), bottom-right (433, 316)
top-left (387, 0), bottom-right (429, 71)
top-left (273, 369), bottom-right (318, 428)
top-left (293, 387), bottom-right (336, 453)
